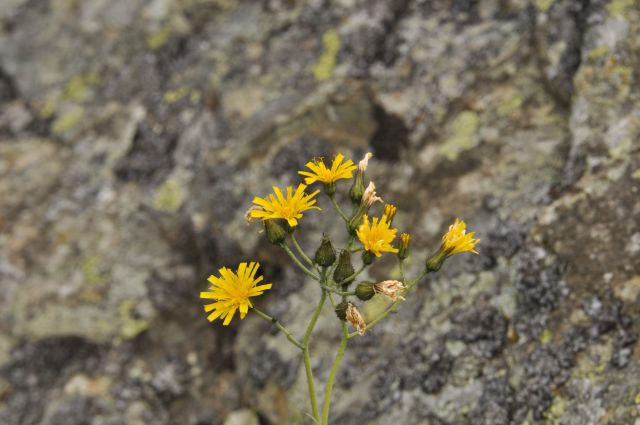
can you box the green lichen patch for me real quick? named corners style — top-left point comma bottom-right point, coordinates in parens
top-left (535, 0), bottom-right (554, 12)
top-left (146, 26), bottom-right (172, 50)
top-left (312, 29), bottom-right (341, 81)
top-left (439, 111), bottom-right (480, 160)
top-left (63, 73), bottom-right (101, 102)
top-left (607, 0), bottom-right (634, 17)
top-left (153, 178), bottom-right (185, 212)
top-left (51, 108), bottom-right (85, 134)
top-left (118, 301), bottom-right (151, 340)
top-left (82, 256), bottom-right (106, 286)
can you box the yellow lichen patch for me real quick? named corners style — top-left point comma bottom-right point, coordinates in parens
top-left (153, 178), bottom-right (185, 212)
top-left (63, 73), bottom-right (101, 102)
top-left (313, 29), bottom-right (341, 81)
top-left (146, 26), bottom-right (172, 49)
top-left (539, 329), bottom-right (553, 345)
top-left (439, 111), bottom-right (480, 160)
top-left (607, 0), bottom-right (634, 17)
top-left (588, 46), bottom-right (610, 61)
top-left (52, 108), bottom-right (85, 134)
top-left (82, 255), bottom-right (106, 286)
top-left (535, 0), bottom-right (554, 12)
top-left (118, 301), bottom-right (150, 339)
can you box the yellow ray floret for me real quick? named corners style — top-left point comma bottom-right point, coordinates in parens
top-left (250, 183), bottom-right (320, 227)
top-left (441, 218), bottom-right (480, 255)
top-left (356, 214), bottom-right (399, 257)
top-left (200, 262), bottom-right (272, 326)
top-left (298, 153), bottom-right (358, 185)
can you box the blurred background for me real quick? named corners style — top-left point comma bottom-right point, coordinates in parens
top-left (1, 0), bottom-right (639, 424)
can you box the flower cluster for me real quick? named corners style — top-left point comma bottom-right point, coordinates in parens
top-left (197, 151), bottom-right (480, 424)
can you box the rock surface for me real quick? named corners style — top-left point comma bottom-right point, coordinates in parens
top-left (1, 0), bottom-right (639, 424)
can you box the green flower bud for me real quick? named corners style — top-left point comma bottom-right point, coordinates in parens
top-left (349, 170), bottom-right (365, 204)
top-left (425, 250), bottom-right (447, 272)
top-left (334, 301), bottom-right (348, 321)
top-left (355, 281), bottom-right (375, 301)
top-left (333, 249), bottom-right (355, 287)
top-left (264, 219), bottom-right (286, 245)
top-left (361, 250), bottom-right (374, 266)
top-left (314, 233), bottom-right (336, 267)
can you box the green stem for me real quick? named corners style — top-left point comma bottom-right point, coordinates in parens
top-left (347, 270), bottom-right (430, 339)
top-left (328, 194), bottom-right (350, 222)
top-left (335, 265), bottom-right (366, 287)
top-left (280, 243), bottom-right (320, 281)
top-left (399, 260), bottom-right (406, 283)
top-left (320, 284), bottom-right (355, 297)
top-left (291, 233), bottom-right (315, 268)
top-left (302, 289), bottom-right (326, 421)
top-left (321, 321), bottom-right (349, 425)
top-left (252, 308), bottom-right (304, 350)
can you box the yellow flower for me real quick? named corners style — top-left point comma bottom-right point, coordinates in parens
top-left (250, 184), bottom-right (320, 227)
top-left (356, 214), bottom-right (399, 257)
top-left (200, 262), bottom-right (272, 326)
top-left (298, 153), bottom-right (358, 185)
top-left (441, 218), bottom-right (480, 255)
top-left (383, 203), bottom-right (397, 222)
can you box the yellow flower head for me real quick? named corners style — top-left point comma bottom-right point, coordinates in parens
top-left (356, 214), bottom-right (399, 257)
top-left (441, 218), bottom-right (480, 255)
top-left (298, 153), bottom-right (358, 185)
top-left (383, 203), bottom-right (397, 222)
top-left (200, 262), bottom-right (272, 326)
top-left (250, 184), bottom-right (320, 227)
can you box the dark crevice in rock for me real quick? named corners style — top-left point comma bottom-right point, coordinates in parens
top-left (532, 0), bottom-right (592, 110)
top-left (369, 104), bottom-right (409, 161)
top-left (0, 66), bottom-right (19, 103)
top-left (114, 122), bottom-right (177, 185)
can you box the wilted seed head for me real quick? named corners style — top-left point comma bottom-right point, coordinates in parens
top-left (362, 182), bottom-right (383, 209)
top-left (358, 152), bottom-right (373, 172)
top-left (346, 303), bottom-right (366, 335)
top-left (373, 280), bottom-right (406, 301)
top-left (314, 233), bottom-right (336, 267)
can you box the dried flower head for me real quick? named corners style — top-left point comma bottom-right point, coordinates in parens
top-left (374, 280), bottom-right (406, 301)
top-left (361, 182), bottom-right (383, 208)
top-left (356, 214), bottom-right (399, 257)
top-left (358, 152), bottom-right (373, 172)
top-left (200, 262), bottom-right (272, 325)
top-left (251, 184), bottom-right (320, 227)
top-left (346, 302), bottom-right (366, 335)
top-left (298, 153), bottom-right (357, 185)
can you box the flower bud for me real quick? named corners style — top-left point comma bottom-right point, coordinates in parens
top-left (382, 203), bottom-right (397, 224)
top-left (264, 219), bottom-right (286, 245)
top-left (346, 302), bottom-right (366, 335)
top-left (355, 281), bottom-right (375, 301)
top-left (314, 233), bottom-right (336, 267)
top-left (398, 233), bottom-right (411, 260)
top-left (335, 301), bottom-right (348, 321)
top-left (373, 280), bottom-right (405, 301)
top-left (333, 249), bottom-right (355, 286)
top-left (425, 250), bottom-right (447, 272)
top-left (361, 250), bottom-right (374, 266)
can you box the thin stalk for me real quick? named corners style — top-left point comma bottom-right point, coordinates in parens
top-left (252, 308), bottom-right (303, 350)
top-left (328, 194), bottom-right (350, 222)
top-left (321, 321), bottom-right (349, 425)
top-left (302, 289), bottom-right (327, 421)
top-left (335, 265), bottom-right (366, 287)
top-left (280, 243), bottom-right (320, 281)
top-left (320, 284), bottom-right (355, 297)
top-left (291, 233), bottom-right (315, 268)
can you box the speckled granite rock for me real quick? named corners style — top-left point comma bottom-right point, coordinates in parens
top-left (0, 1), bottom-right (638, 424)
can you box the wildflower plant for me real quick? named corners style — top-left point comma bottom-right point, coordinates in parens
top-left (200, 152), bottom-right (480, 424)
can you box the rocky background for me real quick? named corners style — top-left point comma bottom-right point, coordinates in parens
top-left (1, 0), bottom-right (639, 424)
